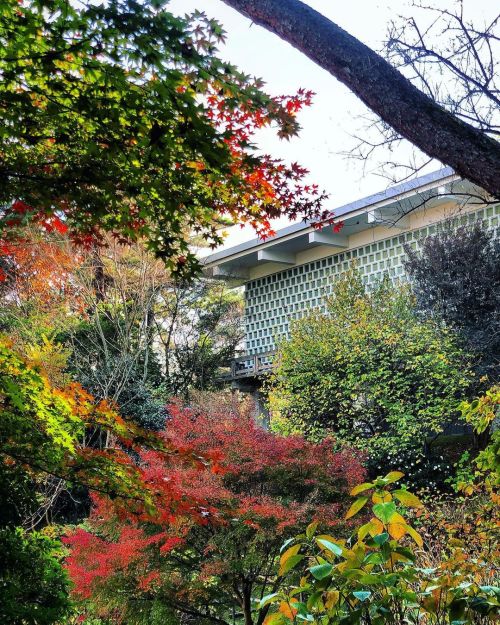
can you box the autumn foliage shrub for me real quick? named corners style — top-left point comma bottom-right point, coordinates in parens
top-left (65, 401), bottom-right (365, 625)
top-left (263, 472), bottom-right (499, 625)
top-left (0, 342), bottom-right (195, 625)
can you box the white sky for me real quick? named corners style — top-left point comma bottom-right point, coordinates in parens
top-left (168, 0), bottom-right (497, 246)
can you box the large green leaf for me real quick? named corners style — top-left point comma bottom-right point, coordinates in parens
top-left (310, 563), bottom-right (333, 580)
top-left (372, 501), bottom-right (397, 525)
top-left (258, 593), bottom-right (280, 609)
top-left (279, 554), bottom-right (305, 577)
top-left (316, 538), bottom-right (343, 557)
top-left (392, 489), bottom-right (423, 508)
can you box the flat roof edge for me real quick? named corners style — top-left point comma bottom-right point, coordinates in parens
top-left (203, 166), bottom-right (457, 266)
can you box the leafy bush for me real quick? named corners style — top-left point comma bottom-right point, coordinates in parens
top-left (269, 267), bottom-right (474, 478)
top-left (64, 401), bottom-right (365, 625)
top-left (368, 444), bottom-right (454, 493)
top-left (262, 472), bottom-right (499, 625)
top-left (0, 527), bottom-right (71, 625)
top-left (460, 385), bottom-right (500, 481)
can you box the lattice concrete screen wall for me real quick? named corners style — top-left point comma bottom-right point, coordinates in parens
top-left (244, 204), bottom-right (500, 355)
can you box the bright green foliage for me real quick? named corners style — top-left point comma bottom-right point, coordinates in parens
top-left (0, 341), bottom-right (84, 470)
top-left (0, 527), bottom-right (71, 625)
top-left (0, 346), bottom-right (74, 625)
top-left (269, 268), bottom-right (474, 468)
top-left (0, 0), bottom-right (326, 275)
top-left (460, 385), bottom-right (500, 489)
top-left (262, 472), bottom-right (499, 625)
top-left (460, 385), bottom-right (500, 436)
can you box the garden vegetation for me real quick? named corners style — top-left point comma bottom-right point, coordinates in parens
top-left (0, 1), bottom-right (498, 624)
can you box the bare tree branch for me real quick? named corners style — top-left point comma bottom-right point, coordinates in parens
top-left (221, 0), bottom-right (500, 198)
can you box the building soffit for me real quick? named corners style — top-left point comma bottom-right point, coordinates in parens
top-left (201, 168), bottom-right (487, 282)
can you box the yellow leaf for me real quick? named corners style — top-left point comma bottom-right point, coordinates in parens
top-left (306, 521), bottom-right (318, 539)
top-left (393, 489), bottom-right (423, 508)
top-left (368, 517), bottom-right (384, 536)
top-left (279, 600), bottom-right (298, 620)
top-left (390, 552), bottom-right (412, 564)
top-left (350, 482), bottom-right (374, 496)
top-left (384, 471), bottom-right (404, 484)
top-left (358, 522), bottom-right (372, 541)
top-left (325, 590), bottom-right (340, 609)
top-left (372, 491), bottom-right (392, 504)
top-left (345, 496), bottom-right (369, 520)
top-left (280, 544), bottom-right (301, 567)
top-left (387, 522), bottom-right (407, 540)
top-left (358, 518), bottom-right (384, 540)
top-left (406, 524), bottom-right (424, 547)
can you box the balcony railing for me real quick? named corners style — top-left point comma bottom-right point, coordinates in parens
top-left (219, 351), bottom-right (276, 381)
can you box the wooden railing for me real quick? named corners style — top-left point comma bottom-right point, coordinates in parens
top-left (220, 351), bottom-right (276, 380)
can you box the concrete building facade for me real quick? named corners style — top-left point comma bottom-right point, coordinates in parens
top-left (203, 168), bottom-right (499, 386)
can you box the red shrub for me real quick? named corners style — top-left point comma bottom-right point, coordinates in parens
top-left (65, 401), bottom-right (365, 624)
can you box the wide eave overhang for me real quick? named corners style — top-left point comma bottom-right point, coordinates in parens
top-left (201, 167), bottom-right (479, 283)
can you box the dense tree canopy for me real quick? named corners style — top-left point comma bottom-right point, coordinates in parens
top-left (404, 222), bottom-right (500, 381)
top-left (0, 0), bottom-right (329, 275)
top-left (269, 268), bottom-right (474, 477)
top-left (0, 3), bottom-right (498, 624)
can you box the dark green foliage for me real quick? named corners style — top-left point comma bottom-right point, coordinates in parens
top-left (367, 444), bottom-right (453, 492)
top-left (0, 463), bottom-right (38, 528)
top-left (0, 528), bottom-right (71, 625)
top-left (404, 222), bottom-right (500, 380)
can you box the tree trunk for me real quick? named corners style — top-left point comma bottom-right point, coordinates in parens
top-left (92, 249), bottom-right (106, 303)
top-left (242, 584), bottom-right (254, 625)
top-left (222, 0), bottom-right (500, 199)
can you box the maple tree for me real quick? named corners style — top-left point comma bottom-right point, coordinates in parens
top-left (0, 0), bottom-right (330, 276)
top-left (0, 341), bottom-right (196, 512)
top-left (0, 229), bottom-right (244, 421)
top-left (65, 400), bottom-right (365, 625)
top-left (0, 227), bottom-right (83, 374)
top-left (0, 340), bottom-right (205, 625)
top-left (0, 226), bottom-right (77, 303)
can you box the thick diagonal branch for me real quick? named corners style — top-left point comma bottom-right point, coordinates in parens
top-left (222, 0), bottom-right (500, 198)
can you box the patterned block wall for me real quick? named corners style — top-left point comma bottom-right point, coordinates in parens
top-left (244, 204), bottom-right (500, 355)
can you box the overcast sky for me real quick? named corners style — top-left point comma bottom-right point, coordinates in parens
top-left (168, 0), bottom-right (497, 244)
